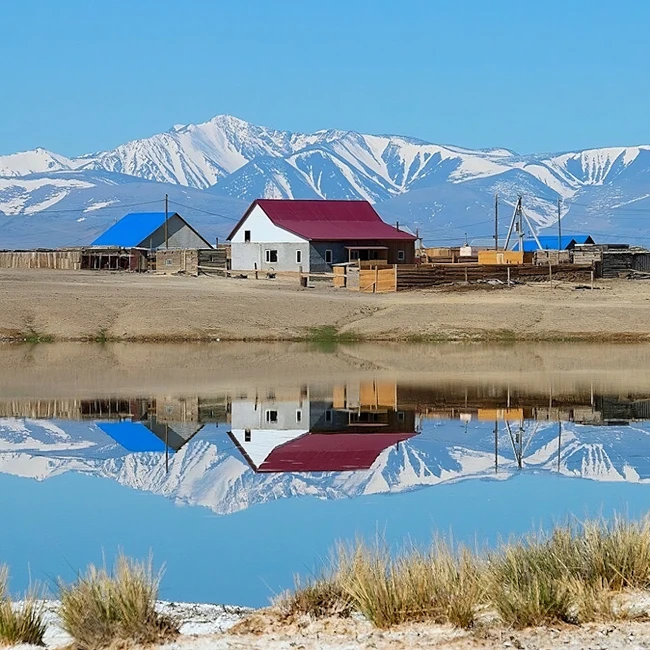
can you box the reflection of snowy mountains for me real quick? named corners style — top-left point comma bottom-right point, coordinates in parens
top-left (0, 418), bottom-right (649, 515)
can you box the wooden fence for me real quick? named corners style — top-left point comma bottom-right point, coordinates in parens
top-left (396, 263), bottom-right (593, 291)
top-left (0, 250), bottom-right (82, 270)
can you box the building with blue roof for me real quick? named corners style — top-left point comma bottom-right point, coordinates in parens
top-left (91, 212), bottom-right (212, 249)
top-left (513, 234), bottom-right (595, 252)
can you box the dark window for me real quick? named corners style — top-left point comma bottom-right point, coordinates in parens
top-left (265, 410), bottom-right (278, 423)
top-left (244, 428), bottom-right (251, 442)
top-left (325, 249), bottom-right (333, 264)
top-left (265, 250), bottom-right (278, 263)
top-left (296, 409), bottom-right (302, 423)
top-left (325, 409), bottom-right (332, 422)
top-left (244, 230), bottom-right (251, 242)
top-left (397, 250), bottom-right (405, 261)
top-left (296, 250), bottom-right (302, 264)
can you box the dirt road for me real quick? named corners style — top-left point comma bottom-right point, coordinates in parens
top-left (2, 269), bottom-right (650, 342)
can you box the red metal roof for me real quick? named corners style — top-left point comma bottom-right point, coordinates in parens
top-left (257, 432), bottom-right (416, 473)
top-left (228, 200), bottom-right (416, 242)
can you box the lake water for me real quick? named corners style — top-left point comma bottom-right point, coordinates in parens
top-left (2, 342), bottom-right (650, 607)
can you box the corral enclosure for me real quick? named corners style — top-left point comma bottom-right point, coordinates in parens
top-left (336, 263), bottom-right (594, 292)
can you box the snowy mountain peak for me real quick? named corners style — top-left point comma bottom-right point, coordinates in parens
top-left (4, 114), bottom-right (650, 248)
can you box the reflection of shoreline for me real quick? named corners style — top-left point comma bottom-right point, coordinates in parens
top-left (5, 342), bottom-right (650, 400)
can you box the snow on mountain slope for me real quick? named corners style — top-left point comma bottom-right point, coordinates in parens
top-left (4, 114), bottom-right (650, 246)
top-left (1, 419), bottom-right (649, 516)
top-left (0, 148), bottom-right (80, 178)
top-left (0, 170), bottom-right (247, 249)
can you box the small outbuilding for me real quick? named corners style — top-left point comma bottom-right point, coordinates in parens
top-left (227, 199), bottom-right (416, 273)
top-left (513, 234), bottom-right (595, 252)
top-left (91, 212), bottom-right (212, 250)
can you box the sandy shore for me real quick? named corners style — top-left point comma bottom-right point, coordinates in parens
top-left (20, 601), bottom-right (650, 650)
top-left (2, 269), bottom-right (650, 342)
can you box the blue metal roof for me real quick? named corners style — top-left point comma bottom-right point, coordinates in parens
top-left (513, 234), bottom-right (594, 252)
top-left (91, 212), bottom-right (175, 247)
top-left (97, 421), bottom-right (168, 453)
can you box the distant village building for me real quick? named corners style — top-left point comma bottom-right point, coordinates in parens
top-left (227, 199), bottom-right (416, 272)
top-left (513, 234), bottom-right (595, 252)
top-left (91, 212), bottom-right (212, 250)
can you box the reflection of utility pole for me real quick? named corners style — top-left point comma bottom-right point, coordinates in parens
top-left (165, 423), bottom-right (169, 474)
top-left (557, 421), bottom-right (562, 473)
top-left (494, 420), bottom-right (498, 473)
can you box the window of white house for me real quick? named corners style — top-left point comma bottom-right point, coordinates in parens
top-left (296, 409), bottom-right (302, 423)
top-left (265, 249), bottom-right (278, 263)
top-left (244, 230), bottom-right (251, 242)
top-left (397, 250), bottom-right (405, 261)
top-left (325, 249), bottom-right (333, 264)
top-left (265, 410), bottom-right (278, 423)
top-left (296, 250), bottom-right (302, 264)
top-left (244, 428), bottom-right (251, 442)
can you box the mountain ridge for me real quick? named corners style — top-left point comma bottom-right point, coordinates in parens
top-left (2, 114), bottom-right (650, 248)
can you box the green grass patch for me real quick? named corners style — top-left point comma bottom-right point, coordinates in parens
top-left (94, 328), bottom-right (109, 344)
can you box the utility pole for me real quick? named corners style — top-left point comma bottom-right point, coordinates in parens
top-left (557, 197), bottom-right (562, 251)
top-left (164, 193), bottom-right (169, 249)
top-left (494, 194), bottom-right (499, 250)
top-left (517, 196), bottom-right (524, 253)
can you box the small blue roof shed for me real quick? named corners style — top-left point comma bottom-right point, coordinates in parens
top-left (513, 234), bottom-right (595, 252)
top-left (90, 211), bottom-right (212, 249)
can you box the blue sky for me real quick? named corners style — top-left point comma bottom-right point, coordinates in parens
top-left (2, 0), bottom-right (649, 156)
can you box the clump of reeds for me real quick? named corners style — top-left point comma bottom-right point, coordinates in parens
top-left (284, 515), bottom-right (650, 630)
top-left (58, 555), bottom-right (178, 650)
top-left (0, 566), bottom-right (46, 647)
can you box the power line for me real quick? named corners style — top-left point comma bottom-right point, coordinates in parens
top-left (167, 200), bottom-right (240, 221)
top-left (5, 199), bottom-right (162, 217)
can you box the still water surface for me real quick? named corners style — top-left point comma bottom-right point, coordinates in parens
top-left (2, 353), bottom-right (650, 606)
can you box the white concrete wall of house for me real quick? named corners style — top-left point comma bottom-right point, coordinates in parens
top-left (139, 215), bottom-right (211, 249)
top-left (231, 399), bottom-right (310, 430)
top-left (230, 204), bottom-right (306, 243)
top-left (231, 241), bottom-right (311, 272)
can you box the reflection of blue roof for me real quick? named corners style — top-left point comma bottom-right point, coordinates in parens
top-left (513, 235), bottom-right (594, 252)
top-left (97, 422), bottom-right (167, 453)
top-left (91, 212), bottom-right (176, 247)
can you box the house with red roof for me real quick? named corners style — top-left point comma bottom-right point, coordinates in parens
top-left (227, 199), bottom-right (416, 272)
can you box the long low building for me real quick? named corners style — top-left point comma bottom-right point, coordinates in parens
top-left (227, 199), bottom-right (416, 273)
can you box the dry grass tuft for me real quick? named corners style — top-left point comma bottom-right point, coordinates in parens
top-left (0, 566), bottom-right (46, 647)
top-left (58, 555), bottom-right (178, 650)
top-left (285, 516), bottom-right (650, 630)
top-left (275, 577), bottom-right (353, 621)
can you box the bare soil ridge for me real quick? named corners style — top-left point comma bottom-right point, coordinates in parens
top-left (1, 269), bottom-right (650, 343)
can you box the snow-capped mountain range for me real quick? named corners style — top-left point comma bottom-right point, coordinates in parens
top-left (2, 114), bottom-right (650, 249)
top-left (0, 417), bottom-right (648, 516)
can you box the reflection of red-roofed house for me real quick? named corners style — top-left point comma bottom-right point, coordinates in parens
top-left (228, 381), bottom-right (417, 474)
top-left (228, 199), bottom-right (416, 273)
top-left (254, 432), bottom-right (416, 473)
